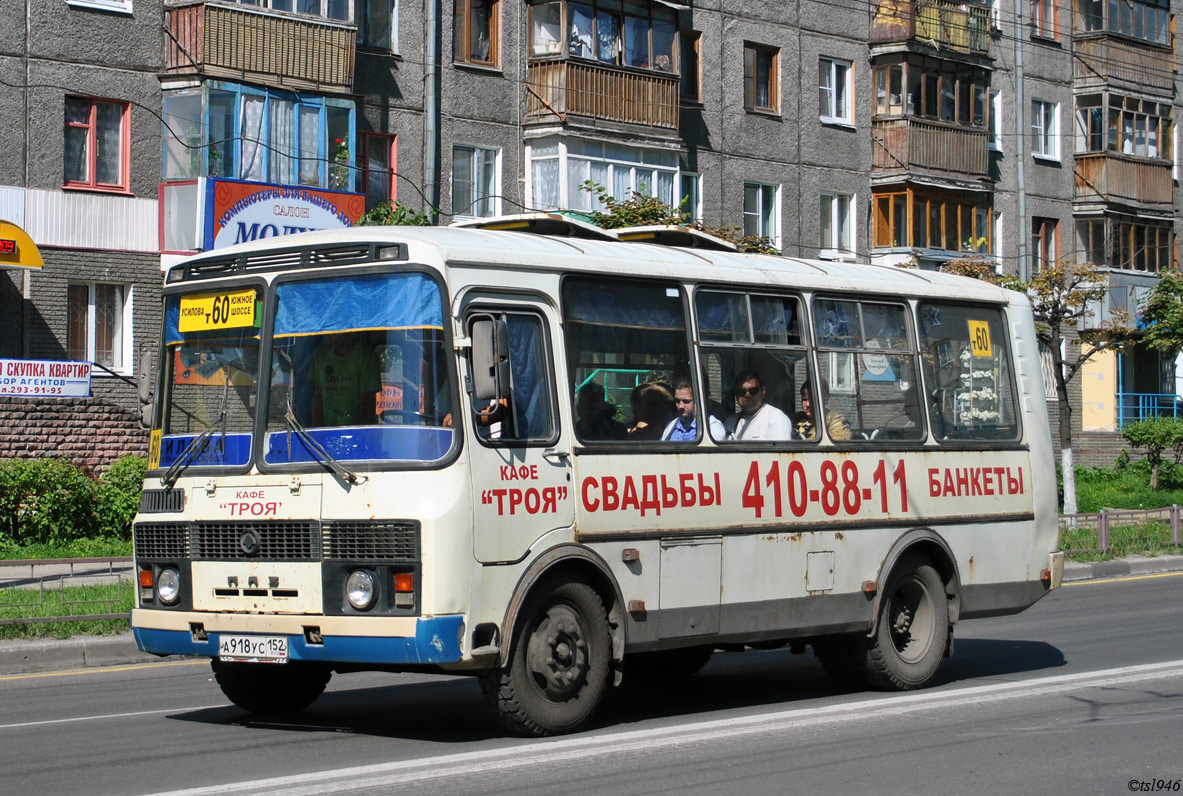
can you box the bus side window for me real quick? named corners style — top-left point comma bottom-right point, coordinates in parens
top-left (470, 312), bottom-right (555, 443)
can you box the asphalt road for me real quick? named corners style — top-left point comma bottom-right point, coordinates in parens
top-left (2, 573), bottom-right (1181, 796)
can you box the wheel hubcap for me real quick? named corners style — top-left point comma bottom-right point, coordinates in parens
top-left (888, 576), bottom-right (934, 664)
top-left (526, 604), bottom-right (588, 700)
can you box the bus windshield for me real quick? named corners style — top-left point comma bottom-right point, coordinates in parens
top-left (158, 288), bottom-right (262, 471)
top-left (263, 271), bottom-right (455, 466)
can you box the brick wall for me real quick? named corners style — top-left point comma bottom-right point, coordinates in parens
top-left (0, 395), bottom-right (148, 475)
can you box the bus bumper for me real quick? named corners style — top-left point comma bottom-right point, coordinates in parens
top-left (131, 610), bottom-right (464, 665)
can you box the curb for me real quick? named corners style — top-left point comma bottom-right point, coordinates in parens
top-left (0, 632), bottom-right (182, 676)
top-left (3, 556), bottom-right (1182, 676)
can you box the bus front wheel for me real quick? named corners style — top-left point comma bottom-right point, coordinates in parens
top-left (480, 579), bottom-right (611, 736)
top-left (864, 554), bottom-right (949, 690)
top-left (211, 659), bottom-right (331, 715)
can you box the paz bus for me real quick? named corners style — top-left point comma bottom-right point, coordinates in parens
top-left (131, 215), bottom-right (1064, 736)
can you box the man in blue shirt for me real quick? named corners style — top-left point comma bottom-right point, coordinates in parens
top-left (662, 378), bottom-right (726, 441)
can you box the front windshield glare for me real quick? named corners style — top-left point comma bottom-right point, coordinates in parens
top-left (157, 288), bottom-right (262, 470)
top-left (264, 272), bottom-right (454, 465)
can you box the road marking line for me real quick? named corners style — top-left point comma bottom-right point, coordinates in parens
top-left (140, 659), bottom-right (1183, 796)
top-left (0, 705), bottom-right (227, 731)
top-left (1064, 570), bottom-right (1183, 587)
top-left (0, 659), bottom-right (206, 682)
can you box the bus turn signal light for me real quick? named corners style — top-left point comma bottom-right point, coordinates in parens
top-left (394, 573), bottom-right (414, 593)
top-left (139, 569), bottom-right (154, 588)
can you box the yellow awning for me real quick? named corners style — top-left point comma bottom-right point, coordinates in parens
top-left (0, 220), bottom-right (43, 270)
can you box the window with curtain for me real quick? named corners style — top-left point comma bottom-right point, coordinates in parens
top-left (64, 96), bottom-right (129, 191)
top-left (67, 283), bottom-right (129, 370)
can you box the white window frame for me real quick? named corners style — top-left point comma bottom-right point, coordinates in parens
top-left (680, 172), bottom-right (702, 222)
top-left (1031, 98), bottom-right (1060, 160)
top-left (452, 144), bottom-right (501, 219)
top-left (818, 57), bottom-right (853, 125)
top-left (525, 137), bottom-right (683, 214)
top-left (67, 0), bottom-right (133, 13)
top-left (221, 0), bottom-right (354, 23)
top-left (68, 282), bottom-right (133, 375)
top-left (988, 90), bottom-right (1002, 151)
top-left (820, 192), bottom-right (854, 258)
top-left (743, 181), bottom-right (780, 248)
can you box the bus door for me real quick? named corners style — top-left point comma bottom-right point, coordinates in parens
top-left (464, 303), bottom-right (573, 563)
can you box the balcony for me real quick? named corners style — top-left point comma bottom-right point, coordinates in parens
top-left (1074, 153), bottom-right (1173, 209)
top-left (1073, 35), bottom-right (1174, 96)
top-left (526, 60), bottom-right (679, 132)
top-left (872, 118), bottom-right (989, 181)
top-left (163, 2), bottom-right (355, 94)
top-left (870, 0), bottom-right (991, 58)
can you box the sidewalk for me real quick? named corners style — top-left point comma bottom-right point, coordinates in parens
top-left (2, 555), bottom-right (1182, 676)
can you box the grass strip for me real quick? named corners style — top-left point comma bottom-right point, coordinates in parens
top-left (0, 583), bottom-right (133, 640)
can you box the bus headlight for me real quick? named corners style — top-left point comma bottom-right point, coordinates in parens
top-left (157, 568), bottom-right (181, 605)
top-left (346, 570), bottom-right (376, 610)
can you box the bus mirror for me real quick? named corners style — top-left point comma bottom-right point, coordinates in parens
top-left (136, 344), bottom-right (155, 428)
top-left (472, 317), bottom-right (510, 401)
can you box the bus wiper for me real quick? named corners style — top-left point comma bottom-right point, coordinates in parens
top-left (160, 370), bottom-right (232, 489)
top-left (284, 411), bottom-right (363, 485)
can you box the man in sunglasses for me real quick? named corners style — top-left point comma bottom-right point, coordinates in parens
top-left (724, 370), bottom-right (793, 441)
top-left (661, 377), bottom-right (726, 441)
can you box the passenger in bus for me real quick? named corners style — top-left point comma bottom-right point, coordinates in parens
top-left (662, 378), bottom-right (726, 441)
top-left (627, 382), bottom-right (676, 440)
top-left (793, 379), bottom-right (852, 441)
top-left (724, 370), bottom-right (794, 441)
top-left (575, 382), bottom-right (627, 440)
top-left (310, 331), bottom-right (381, 426)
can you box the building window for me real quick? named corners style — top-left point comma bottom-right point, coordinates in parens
top-left (64, 96), bottom-right (129, 192)
top-left (67, 283), bottom-right (130, 371)
top-left (1031, 217), bottom-right (1058, 273)
top-left (220, 0), bottom-right (351, 22)
top-left (988, 90), bottom-right (1002, 150)
top-left (1096, 0), bottom-right (1170, 45)
top-left (359, 0), bottom-right (398, 52)
top-left (454, 0), bottom-right (499, 67)
top-left (528, 136), bottom-right (681, 213)
top-left (820, 193), bottom-right (853, 255)
top-left (1075, 216), bottom-right (1174, 272)
top-left (872, 64), bottom-right (903, 116)
top-left (363, 134), bottom-right (397, 211)
top-left (680, 30), bottom-right (702, 103)
top-left (873, 64), bottom-right (988, 127)
top-left (743, 43), bottom-right (778, 113)
top-left (680, 173), bottom-right (702, 221)
top-left (536, 0), bottom-right (676, 71)
top-left (1031, 0), bottom-right (1057, 38)
top-left (162, 85), bottom-right (355, 190)
top-left (452, 145), bottom-right (500, 218)
top-left (1031, 99), bottom-right (1059, 158)
top-left (818, 57), bottom-right (852, 124)
top-left (1074, 94), bottom-right (1172, 159)
top-left (874, 189), bottom-right (991, 253)
top-left (743, 182), bottom-right (779, 247)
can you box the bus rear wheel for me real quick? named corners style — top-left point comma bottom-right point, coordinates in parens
top-left (864, 554), bottom-right (949, 690)
top-left (211, 659), bottom-right (331, 715)
top-left (479, 579), bottom-right (611, 736)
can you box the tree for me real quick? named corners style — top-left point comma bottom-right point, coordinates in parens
top-left (1140, 270), bottom-right (1183, 356)
top-left (1121, 417), bottom-right (1181, 490)
top-left (943, 256), bottom-right (1131, 514)
top-left (579, 182), bottom-right (779, 254)
top-left (356, 200), bottom-right (433, 227)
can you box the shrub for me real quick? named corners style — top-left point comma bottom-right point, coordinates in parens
top-left (0, 458), bottom-right (98, 546)
top-left (1121, 417), bottom-right (1183, 489)
top-left (96, 455), bottom-right (147, 540)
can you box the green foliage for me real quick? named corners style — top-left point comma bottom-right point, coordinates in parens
top-left (941, 255), bottom-right (1026, 292)
top-left (0, 583), bottom-right (133, 640)
top-left (0, 458), bottom-right (98, 547)
top-left (1113, 447), bottom-right (1130, 470)
top-left (96, 456), bottom-right (147, 540)
top-left (357, 200), bottom-right (433, 227)
top-left (578, 181), bottom-right (780, 255)
top-left (1140, 270), bottom-right (1183, 355)
top-left (1122, 418), bottom-right (1183, 489)
top-left (1073, 460), bottom-right (1183, 512)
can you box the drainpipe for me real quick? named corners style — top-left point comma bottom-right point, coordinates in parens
top-left (1014, 0), bottom-right (1028, 282)
top-left (425, 0), bottom-right (441, 222)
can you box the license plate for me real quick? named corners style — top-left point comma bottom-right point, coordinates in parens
top-left (218, 634), bottom-right (289, 663)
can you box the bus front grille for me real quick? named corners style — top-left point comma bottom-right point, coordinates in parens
top-left (133, 522), bottom-right (190, 560)
top-left (193, 521), bottom-right (319, 561)
top-left (323, 520), bottom-right (420, 561)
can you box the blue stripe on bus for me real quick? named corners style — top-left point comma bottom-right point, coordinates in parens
top-left (133, 615), bottom-right (464, 665)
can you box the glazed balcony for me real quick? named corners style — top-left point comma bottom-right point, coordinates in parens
top-left (163, 1), bottom-right (355, 94)
top-left (1073, 35), bottom-right (1174, 96)
top-left (526, 60), bottom-right (679, 132)
top-left (872, 118), bottom-right (989, 181)
top-left (1074, 153), bottom-right (1173, 209)
top-left (870, 0), bottom-right (991, 57)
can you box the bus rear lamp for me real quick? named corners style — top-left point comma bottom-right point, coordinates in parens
top-left (138, 569), bottom-right (154, 588)
top-left (346, 570), bottom-right (376, 610)
top-left (1041, 569), bottom-right (1052, 585)
top-left (157, 568), bottom-right (181, 605)
top-left (394, 573), bottom-right (414, 593)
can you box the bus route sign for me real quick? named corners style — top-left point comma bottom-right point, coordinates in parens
top-left (178, 289), bottom-right (258, 333)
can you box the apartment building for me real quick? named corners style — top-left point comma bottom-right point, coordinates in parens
top-left (1, 0), bottom-right (1179, 469)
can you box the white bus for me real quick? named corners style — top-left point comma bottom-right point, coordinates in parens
top-left (132, 216), bottom-right (1064, 736)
